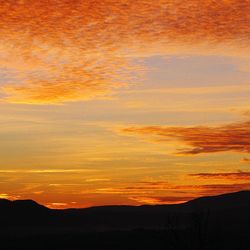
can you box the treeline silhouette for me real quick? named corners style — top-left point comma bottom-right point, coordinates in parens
top-left (0, 191), bottom-right (250, 250)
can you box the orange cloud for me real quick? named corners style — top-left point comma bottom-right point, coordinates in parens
top-left (0, 193), bottom-right (20, 200)
top-left (242, 158), bottom-right (250, 163)
top-left (189, 171), bottom-right (250, 180)
top-left (0, 0), bottom-right (250, 103)
top-left (95, 181), bottom-right (250, 198)
top-left (123, 120), bottom-right (250, 155)
top-left (124, 183), bottom-right (250, 205)
top-left (46, 202), bottom-right (69, 209)
top-left (129, 196), bottom-right (192, 205)
top-left (191, 183), bottom-right (250, 197)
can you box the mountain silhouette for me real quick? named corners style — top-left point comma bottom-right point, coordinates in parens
top-left (0, 191), bottom-right (249, 250)
top-left (0, 199), bottom-right (48, 211)
top-left (0, 190), bottom-right (250, 228)
top-left (185, 190), bottom-right (250, 209)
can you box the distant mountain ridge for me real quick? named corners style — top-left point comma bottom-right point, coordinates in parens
top-left (0, 199), bottom-right (48, 210)
top-left (185, 190), bottom-right (250, 209)
top-left (1, 190), bottom-right (249, 210)
top-left (0, 190), bottom-right (249, 230)
top-left (0, 191), bottom-right (250, 250)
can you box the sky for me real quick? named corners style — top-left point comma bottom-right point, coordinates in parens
top-left (0, 0), bottom-right (250, 208)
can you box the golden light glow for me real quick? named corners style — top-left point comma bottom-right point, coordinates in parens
top-left (0, 0), bottom-right (249, 208)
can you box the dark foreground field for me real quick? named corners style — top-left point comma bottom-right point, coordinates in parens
top-left (1, 191), bottom-right (250, 250)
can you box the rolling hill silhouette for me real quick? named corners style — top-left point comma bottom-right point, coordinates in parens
top-left (0, 191), bottom-right (249, 250)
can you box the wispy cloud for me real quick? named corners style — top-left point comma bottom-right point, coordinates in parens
top-left (0, 193), bottom-right (20, 200)
top-left (46, 202), bottom-right (69, 209)
top-left (129, 196), bottom-right (193, 205)
top-left (0, 169), bottom-right (96, 174)
top-left (105, 182), bottom-right (250, 205)
top-left (122, 120), bottom-right (250, 156)
top-left (95, 179), bottom-right (250, 196)
top-left (242, 158), bottom-right (250, 163)
top-left (85, 178), bottom-right (111, 182)
top-left (0, 0), bottom-right (249, 103)
top-left (189, 171), bottom-right (250, 180)
top-left (129, 183), bottom-right (250, 205)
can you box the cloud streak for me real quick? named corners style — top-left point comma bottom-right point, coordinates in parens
top-left (189, 171), bottom-right (250, 180)
top-left (123, 120), bottom-right (250, 155)
top-left (96, 181), bottom-right (250, 205)
top-left (0, 0), bottom-right (250, 103)
top-left (129, 196), bottom-right (192, 205)
top-left (0, 169), bottom-right (96, 174)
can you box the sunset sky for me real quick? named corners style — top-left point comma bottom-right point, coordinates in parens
top-left (0, 0), bottom-right (250, 208)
